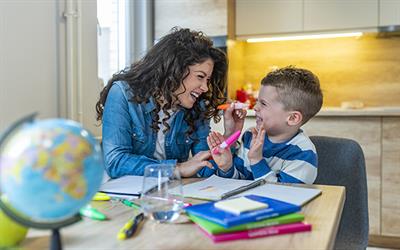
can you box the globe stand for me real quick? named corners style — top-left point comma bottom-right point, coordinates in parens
top-left (51, 229), bottom-right (61, 250)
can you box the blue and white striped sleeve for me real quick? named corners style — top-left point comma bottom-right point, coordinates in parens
top-left (250, 151), bottom-right (317, 184)
top-left (268, 136), bottom-right (318, 184)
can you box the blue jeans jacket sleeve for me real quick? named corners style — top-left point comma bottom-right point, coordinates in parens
top-left (102, 83), bottom-right (177, 178)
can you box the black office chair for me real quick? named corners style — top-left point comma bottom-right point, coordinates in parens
top-left (310, 136), bottom-right (369, 250)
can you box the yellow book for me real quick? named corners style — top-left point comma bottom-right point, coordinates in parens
top-left (214, 196), bottom-right (268, 215)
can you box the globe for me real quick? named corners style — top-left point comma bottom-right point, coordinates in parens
top-left (0, 114), bottom-right (104, 248)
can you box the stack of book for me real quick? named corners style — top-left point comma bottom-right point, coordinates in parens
top-left (184, 195), bottom-right (311, 243)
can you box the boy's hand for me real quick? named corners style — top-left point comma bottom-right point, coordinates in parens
top-left (223, 102), bottom-right (247, 138)
top-left (207, 131), bottom-right (233, 172)
top-left (248, 127), bottom-right (266, 165)
top-left (176, 151), bottom-right (214, 177)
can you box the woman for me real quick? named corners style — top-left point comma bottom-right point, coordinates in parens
top-left (96, 28), bottom-right (244, 178)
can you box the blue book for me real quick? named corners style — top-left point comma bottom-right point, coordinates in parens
top-left (184, 195), bottom-right (300, 228)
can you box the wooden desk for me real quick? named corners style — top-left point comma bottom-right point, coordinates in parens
top-left (22, 184), bottom-right (345, 250)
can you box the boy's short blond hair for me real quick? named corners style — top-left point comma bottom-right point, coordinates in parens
top-left (261, 66), bottom-right (323, 124)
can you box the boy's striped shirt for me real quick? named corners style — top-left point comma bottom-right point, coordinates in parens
top-left (216, 129), bottom-right (318, 184)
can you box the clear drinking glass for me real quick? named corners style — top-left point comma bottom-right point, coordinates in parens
top-left (140, 164), bottom-right (184, 223)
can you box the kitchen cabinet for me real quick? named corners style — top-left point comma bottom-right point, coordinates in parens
top-left (379, 0), bottom-right (400, 26)
top-left (235, 0), bottom-right (380, 37)
top-left (381, 117), bottom-right (400, 237)
top-left (303, 0), bottom-right (378, 31)
top-left (235, 0), bottom-right (303, 36)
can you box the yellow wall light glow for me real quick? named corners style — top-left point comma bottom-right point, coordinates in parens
top-left (246, 32), bottom-right (363, 43)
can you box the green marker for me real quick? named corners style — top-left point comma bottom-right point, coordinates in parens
top-left (79, 206), bottom-right (107, 221)
top-left (121, 199), bottom-right (141, 210)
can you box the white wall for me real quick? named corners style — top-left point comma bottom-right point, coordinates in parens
top-left (0, 1), bottom-right (59, 130)
top-left (155, 0), bottom-right (227, 39)
top-left (0, 0), bottom-right (100, 136)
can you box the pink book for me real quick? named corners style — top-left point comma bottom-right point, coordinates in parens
top-left (198, 222), bottom-right (312, 243)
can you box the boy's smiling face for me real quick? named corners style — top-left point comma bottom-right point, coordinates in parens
top-left (253, 85), bottom-right (292, 136)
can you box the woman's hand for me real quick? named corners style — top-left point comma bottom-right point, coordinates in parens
top-left (207, 131), bottom-right (233, 172)
top-left (248, 127), bottom-right (266, 165)
top-left (223, 103), bottom-right (247, 138)
top-left (176, 151), bottom-right (214, 177)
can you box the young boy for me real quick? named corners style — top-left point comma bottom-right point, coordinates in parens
top-left (208, 66), bottom-right (323, 184)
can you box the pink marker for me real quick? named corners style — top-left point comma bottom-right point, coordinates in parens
top-left (212, 130), bottom-right (241, 154)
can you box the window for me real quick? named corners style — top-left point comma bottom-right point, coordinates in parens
top-left (97, 0), bottom-right (128, 85)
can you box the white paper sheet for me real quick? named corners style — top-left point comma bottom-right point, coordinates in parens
top-left (180, 175), bottom-right (254, 200)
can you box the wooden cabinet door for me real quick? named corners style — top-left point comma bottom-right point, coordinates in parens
top-left (382, 117), bottom-right (400, 237)
top-left (302, 117), bottom-right (381, 235)
top-left (379, 0), bottom-right (400, 26)
top-left (303, 0), bottom-right (378, 31)
top-left (236, 0), bottom-right (303, 36)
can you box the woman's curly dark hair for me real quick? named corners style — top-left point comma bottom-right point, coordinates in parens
top-left (95, 27), bottom-right (227, 137)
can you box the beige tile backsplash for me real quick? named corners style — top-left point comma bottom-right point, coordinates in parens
top-left (227, 34), bottom-right (400, 107)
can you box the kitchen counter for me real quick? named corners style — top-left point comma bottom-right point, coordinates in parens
top-left (245, 107), bottom-right (400, 117)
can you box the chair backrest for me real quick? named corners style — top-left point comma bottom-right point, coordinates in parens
top-left (310, 136), bottom-right (369, 250)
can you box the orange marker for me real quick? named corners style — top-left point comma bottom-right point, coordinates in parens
top-left (217, 103), bottom-right (249, 110)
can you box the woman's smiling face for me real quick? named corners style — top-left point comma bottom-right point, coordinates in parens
top-left (174, 58), bottom-right (214, 109)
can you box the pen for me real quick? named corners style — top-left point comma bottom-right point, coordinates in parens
top-left (212, 130), bottom-right (241, 154)
top-left (217, 102), bottom-right (249, 110)
top-left (121, 199), bottom-right (141, 210)
top-left (92, 192), bottom-right (111, 201)
top-left (220, 178), bottom-right (266, 200)
top-left (79, 205), bottom-right (107, 221)
top-left (117, 213), bottom-right (145, 240)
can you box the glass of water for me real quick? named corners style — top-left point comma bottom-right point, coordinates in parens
top-left (140, 164), bottom-right (184, 223)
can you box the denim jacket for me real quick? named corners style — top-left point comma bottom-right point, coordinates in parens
top-left (102, 81), bottom-right (216, 178)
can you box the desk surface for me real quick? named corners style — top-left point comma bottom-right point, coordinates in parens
top-left (22, 184), bottom-right (345, 250)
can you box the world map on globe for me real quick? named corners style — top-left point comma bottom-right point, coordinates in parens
top-left (0, 119), bottom-right (103, 222)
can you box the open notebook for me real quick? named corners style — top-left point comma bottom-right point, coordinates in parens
top-left (99, 175), bottom-right (168, 198)
top-left (180, 175), bottom-right (321, 206)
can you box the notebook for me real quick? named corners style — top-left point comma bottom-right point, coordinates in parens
top-left (184, 195), bottom-right (300, 228)
top-left (180, 175), bottom-right (321, 206)
top-left (188, 213), bottom-right (305, 235)
top-left (99, 175), bottom-right (168, 198)
top-left (198, 222), bottom-right (312, 243)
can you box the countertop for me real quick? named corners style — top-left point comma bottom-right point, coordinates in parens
top-left (245, 107), bottom-right (400, 117)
